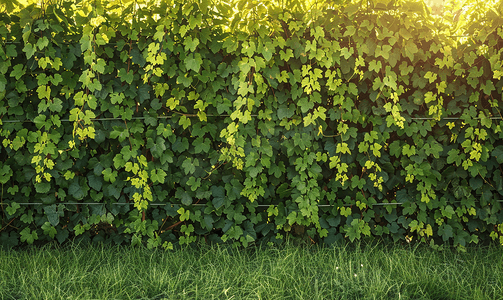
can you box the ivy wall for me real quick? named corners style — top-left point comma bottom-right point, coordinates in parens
top-left (0, 0), bottom-right (503, 249)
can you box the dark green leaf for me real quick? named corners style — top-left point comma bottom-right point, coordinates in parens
top-left (44, 204), bottom-right (59, 226)
top-left (87, 174), bottom-right (103, 191)
top-left (492, 146), bottom-right (503, 163)
top-left (176, 188), bottom-right (193, 206)
top-left (36, 182), bottom-right (51, 194)
top-left (69, 180), bottom-right (85, 200)
top-left (211, 185), bottom-right (225, 209)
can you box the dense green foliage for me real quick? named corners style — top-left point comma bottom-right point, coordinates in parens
top-left (0, 0), bottom-right (503, 249)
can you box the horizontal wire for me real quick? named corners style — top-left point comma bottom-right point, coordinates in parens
top-left (1, 114), bottom-right (235, 123)
top-left (2, 116), bottom-right (502, 124)
top-left (412, 117), bottom-right (502, 120)
top-left (1, 34), bottom-right (474, 45)
top-left (1, 201), bottom-right (502, 207)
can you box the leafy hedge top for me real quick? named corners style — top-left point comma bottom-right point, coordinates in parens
top-left (0, 0), bottom-right (502, 249)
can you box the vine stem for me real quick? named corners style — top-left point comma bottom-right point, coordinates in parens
top-left (157, 199), bottom-right (201, 235)
top-left (124, 120), bottom-right (133, 151)
top-left (0, 217), bottom-right (17, 233)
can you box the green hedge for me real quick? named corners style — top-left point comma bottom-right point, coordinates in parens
top-left (1, 0), bottom-right (503, 249)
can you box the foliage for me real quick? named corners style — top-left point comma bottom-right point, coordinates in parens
top-left (0, 0), bottom-right (503, 249)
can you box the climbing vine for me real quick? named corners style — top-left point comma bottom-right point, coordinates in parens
top-left (0, 0), bottom-right (503, 250)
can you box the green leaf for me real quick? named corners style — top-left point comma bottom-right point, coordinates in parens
top-left (110, 126), bottom-right (129, 142)
top-left (399, 61), bottom-right (414, 76)
top-left (344, 26), bottom-right (356, 37)
top-left (131, 48), bottom-right (146, 66)
top-left (298, 97), bottom-right (314, 113)
top-left (87, 174), bottom-right (103, 191)
top-left (176, 73), bottom-right (193, 87)
top-left (92, 58), bottom-right (106, 73)
top-left (23, 43), bottom-right (36, 59)
top-left (345, 219), bottom-right (362, 242)
top-left (36, 36), bottom-right (49, 49)
top-left (186, 176), bottom-right (201, 191)
top-left (194, 137), bottom-right (210, 154)
top-left (344, 3), bottom-right (359, 16)
top-left (242, 41), bottom-right (256, 57)
top-left (20, 228), bottom-right (38, 244)
top-left (118, 68), bottom-right (134, 84)
top-left (441, 205), bottom-right (455, 219)
top-left (492, 146), bottom-right (503, 163)
top-left (340, 47), bottom-right (353, 59)
top-left (402, 144), bottom-right (416, 157)
top-left (404, 42), bottom-right (418, 60)
top-left (184, 36), bottom-right (200, 52)
top-left (20, 210), bottom-right (33, 223)
top-left (262, 42), bottom-right (274, 61)
top-left (481, 80), bottom-right (495, 95)
top-left (336, 142), bottom-right (350, 154)
top-left (439, 224), bottom-right (453, 241)
top-left (41, 222), bottom-right (57, 239)
top-left (6, 202), bottom-right (20, 215)
top-left (110, 92), bottom-right (125, 104)
top-left (223, 222), bottom-right (241, 238)
top-left (102, 168), bottom-right (117, 183)
top-left (172, 137), bottom-right (189, 153)
top-left (469, 177), bottom-right (483, 190)
top-left (56, 229), bottom-right (69, 244)
top-left (151, 169), bottom-right (166, 184)
top-left (37, 85), bottom-right (51, 100)
top-left (389, 141), bottom-right (401, 157)
top-left (340, 206), bottom-right (351, 217)
top-left (10, 64), bottom-right (25, 80)
top-left (425, 140), bottom-right (442, 158)
top-left (176, 189), bottom-right (193, 206)
top-left (36, 182), bottom-right (51, 193)
top-left (138, 84), bottom-right (152, 103)
top-left (5, 44), bottom-right (17, 57)
top-left (0, 165), bottom-right (12, 184)
top-left (43, 204), bottom-right (60, 226)
top-left (277, 104), bottom-right (294, 119)
top-left (69, 180), bottom-right (85, 200)
top-left (211, 185), bottom-right (226, 209)
top-left (447, 149), bottom-right (463, 165)
top-left (375, 45), bottom-right (392, 59)
top-left (48, 98), bottom-right (63, 112)
top-left (424, 71), bottom-right (437, 84)
top-left (185, 53), bottom-right (203, 72)
top-left (154, 28), bottom-right (164, 42)
top-left (204, 215), bottom-right (214, 231)
top-left (1, 232), bottom-right (19, 248)
top-left (369, 60), bottom-right (382, 73)
top-left (177, 207), bottom-right (190, 221)
top-left (182, 158), bottom-right (196, 174)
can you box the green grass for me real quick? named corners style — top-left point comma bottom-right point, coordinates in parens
top-left (0, 241), bottom-right (501, 299)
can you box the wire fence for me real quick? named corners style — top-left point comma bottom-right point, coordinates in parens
top-left (1, 200), bottom-right (502, 207)
top-left (2, 115), bottom-right (502, 124)
top-left (1, 114), bottom-right (502, 208)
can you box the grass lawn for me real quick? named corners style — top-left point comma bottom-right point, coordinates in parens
top-left (0, 240), bottom-right (501, 299)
